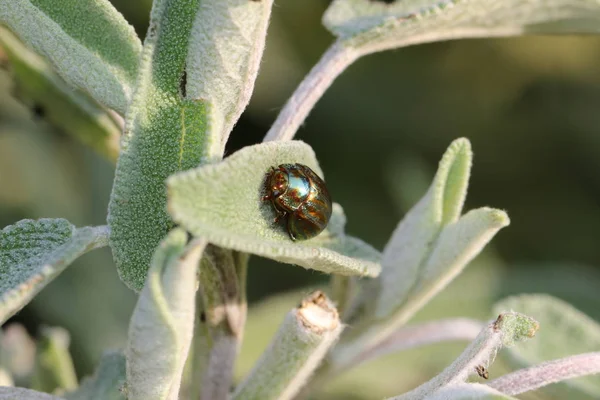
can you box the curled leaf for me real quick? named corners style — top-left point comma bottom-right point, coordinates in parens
top-left (0, 219), bottom-right (108, 324)
top-left (126, 229), bottom-right (207, 400)
top-left (168, 140), bottom-right (381, 277)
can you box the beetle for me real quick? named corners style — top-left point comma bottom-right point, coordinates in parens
top-left (262, 163), bottom-right (332, 241)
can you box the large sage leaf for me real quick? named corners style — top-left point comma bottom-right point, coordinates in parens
top-left (494, 295), bottom-right (600, 399)
top-left (108, 0), bottom-right (217, 291)
top-left (127, 229), bottom-right (207, 400)
top-left (186, 0), bottom-right (273, 152)
top-left (0, 219), bottom-right (108, 324)
top-left (324, 0), bottom-right (600, 56)
top-left (0, 0), bottom-right (141, 114)
top-left (168, 140), bottom-right (381, 277)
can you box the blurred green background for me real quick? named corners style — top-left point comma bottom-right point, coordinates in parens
top-left (2, 1), bottom-right (600, 398)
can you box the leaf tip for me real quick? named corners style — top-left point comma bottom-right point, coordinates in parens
top-left (494, 311), bottom-right (539, 347)
top-left (486, 208), bottom-right (510, 228)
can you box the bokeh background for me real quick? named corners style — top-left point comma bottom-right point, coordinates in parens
top-left (2, 1), bottom-right (600, 398)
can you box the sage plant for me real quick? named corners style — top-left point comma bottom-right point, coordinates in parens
top-left (1, 0), bottom-right (600, 399)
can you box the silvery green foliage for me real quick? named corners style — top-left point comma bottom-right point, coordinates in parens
top-left (168, 140), bottom-right (381, 277)
top-left (0, 219), bottom-right (109, 324)
top-left (108, 0), bottom-right (274, 291)
top-left (266, 0), bottom-right (600, 142)
top-left (323, 0), bottom-right (600, 54)
top-left (0, 0), bottom-right (141, 115)
top-left (330, 138), bottom-right (510, 369)
top-left (126, 229), bottom-right (206, 400)
top-left (65, 351), bottom-right (126, 400)
top-left (493, 295), bottom-right (600, 399)
top-left (2, 0), bottom-right (600, 399)
top-left (107, 0), bottom-right (214, 292)
top-left (186, 0), bottom-right (273, 152)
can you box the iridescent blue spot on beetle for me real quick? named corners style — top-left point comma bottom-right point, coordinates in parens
top-left (262, 163), bottom-right (332, 241)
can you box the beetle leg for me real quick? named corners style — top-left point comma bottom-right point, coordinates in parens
top-left (287, 221), bottom-right (297, 241)
top-left (273, 210), bottom-right (286, 223)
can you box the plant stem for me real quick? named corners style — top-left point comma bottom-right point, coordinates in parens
top-left (197, 246), bottom-right (247, 400)
top-left (354, 318), bottom-right (484, 367)
top-left (488, 352), bottom-right (600, 396)
top-left (232, 291), bottom-right (342, 400)
top-left (263, 40), bottom-right (358, 142)
top-left (387, 313), bottom-right (538, 400)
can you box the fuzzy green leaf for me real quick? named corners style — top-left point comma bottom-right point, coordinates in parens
top-left (108, 0), bottom-right (218, 291)
top-left (127, 229), bottom-right (207, 400)
top-left (0, 27), bottom-right (121, 162)
top-left (323, 0), bottom-right (600, 56)
top-left (0, 0), bottom-right (141, 114)
top-left (375, 137), bottom-right (472, 318)
top-left (65, 351), bottom-right (126, 400)
top-left (331, 139), bottom-right (509, 370)
top-left (186, 0), bottom-right (273, 153)
top-left (0, 387), bottom-right (64, 400)
top-left (167, 140), bottom-right (381, 277)
top-left (0, 219), bottom-right (109, 324)
top-left (494, 294), bottom-right (600, 399)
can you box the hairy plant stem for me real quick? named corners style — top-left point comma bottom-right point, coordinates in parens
top-left (488, 352), bottom-right (600, 395)
top-left (263, 40), bottom-right (358, 142)
top-left (197, 247), bottom-right (247, 400)
top-left (232, 291), bottom-right (342, 400)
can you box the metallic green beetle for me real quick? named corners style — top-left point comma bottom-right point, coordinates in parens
top-left (262, 163), bottom-right (332, 241)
